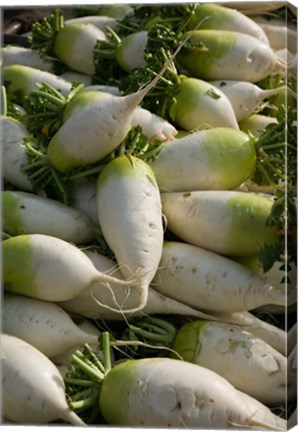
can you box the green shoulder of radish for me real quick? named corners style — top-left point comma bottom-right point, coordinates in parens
top-left (171, 319), bottom-right (290, 406)
top-left (1, 334), bottom-right (86, 425)
top-left (3, 64), bottom-right (72, 103)
top-left (3, 233), bottom-right (133, 302)
top-left (177, 30), bottom-right (286, 83)
top-left (2, 190), bottom-right (96, 244)
top-left (151, 127), bottom-right (256, 192)
top-left (161, 190), bottom-right (279, 258)
top-left (186, 3), bottom-right (269, 43)
top-left (96, 155), bottom-right (164, 312)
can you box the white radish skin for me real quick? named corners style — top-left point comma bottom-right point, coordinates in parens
top-left (172, 77), bottom-right (239, 131)
top-left (3, 293), bottom-right (99, 357)
top-left (58, 249), bottom-right (217, 321)
top-left (253, 16), bottom-right (297, 54)
top-left (99, 357), bottom-right (286, 429)
top-left (172, 320), bottom-right (289, 405)
top-left (63, 89), bottom-right (177, 142)
top-left (65, 15), bottom-right (117, 31)
top-left (214, 311), bottom-right (287, 355)
top-left (151, 127), bottom-right (255, 191)
top-left (130, 107), bottom-right (178, 142)
top-left (161, 190), bottom-right (279, 258)
top-left (96, 156), bottom-right (163, 312)
top-left (69, 179), bottom-right (98, 225)
top-left (178, 30), bottom-right (285, 83)
top-left (1, 334), bottom-right (86, 425)
top-left (288, 344), bottom-right (297, 401)
top-left (54, 23), bottom-right (107, 75)
top-left (3, 234), bottom-right (132, 302)
top-left (224, 2), bottom-right (286, 16)
top-left (3, 190), bottom-right (96, 244)
top-left (3, 64), bottom-right (71, 102)
top-left (1, 116), bottom-right (33, 191)
top-left (209, 80), bottom-right (292, 121)
top-left (153, 242), bottom-right (286, 314)
top-left (0, 45), bottom-right (55, 71)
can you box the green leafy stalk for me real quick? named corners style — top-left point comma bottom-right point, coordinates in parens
top-left (29, 9), bottom-right (64, 57)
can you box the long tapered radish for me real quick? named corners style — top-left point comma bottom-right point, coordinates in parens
top-left (47, 37), bottom-right (193, 173)
top-left (3, 234), bottom-right (132, 302)
top-left (2, 190), bottom-right (96, 244)
top-left (161, 190), bottom-right (279, 258)
top-left (187, 3), bottom-right (269, 43)
top-left (1, 116), bottom-right (33, 191)
top-left (177, 30), bottom-right (286, 83)
top-left (171, 319), bottom-right (289, 405)
top-left (209, 80), bottom-right (294, 121)
top-left (58, 249), bottom-right (218, 321)
top-left (99, 357), bottom-right (286, 429)
top-left (152, 241), bottom-right (285, 313)
top-left (3, 293), bottom-right (99, 357)
top-left (62, 89), bottom-right (177, 142)
top-left (3, 64), bottom-right (71, 102)
top-left (1, 334), bottom-right (86, 425)
top-left (151, 127), bottom-right (256, 192)
top-left (96, 155), bottom-right (163, 312)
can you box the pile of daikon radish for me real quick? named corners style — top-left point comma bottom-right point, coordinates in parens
top-left (1, 1), bottom-right (297, 429)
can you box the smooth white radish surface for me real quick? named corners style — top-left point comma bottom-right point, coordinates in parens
top-left (130, 107), bottom-right (178, 142)
top-left (0, 45), bottom-right (55, 71)
top-left (178, 30), bottom-right (285, 83)
top-left (96, 155), bottom-right (164, 311)
top-left (3, 233), bottom-right (131, 302)
top-left (1, 334), bottom-right (85, 425)
top-left (58, 249), bottom-right (217, 320)
top-left (252, 16), bottom-right (297, 53)
top-left (99, 357), bottom-right (286, 429)
top-left (3, 293), bottom-right (99, 357)
top-left (153, 242), bottom-right (285, 313)
top-left (60, 70), bottom-right (93, 86)
top-left (54, 23), bottom-right (107, 75)
top-left (210, 80), bottom-right (290, 121)
top-left (69, 179), bottom-right (98, 225)
top-left (3, 190), bottom-right (96, 244)
top-left (151, 127), bottom-right (255, 191)
top-left (288, 323), bottom-right (297, 354)
top-left (1, 116), bottom-right (33, 191)
top-left (161, 190), bottom-right (279, 257)
top-left (172, 320), bottom-right (289, 405)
